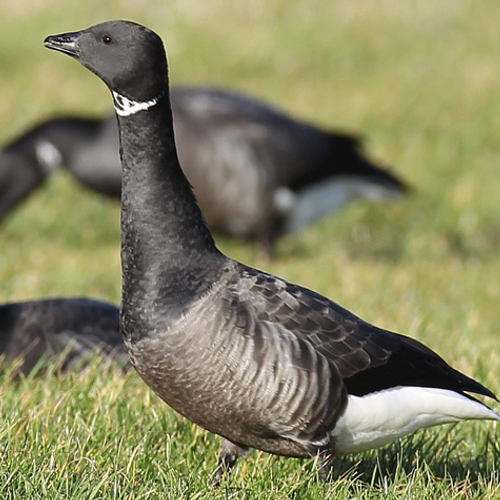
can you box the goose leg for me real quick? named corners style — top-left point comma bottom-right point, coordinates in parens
top-left (213, 439), bottom-right (250, 485)
top-left (316, 446), bottom-right (334, 482)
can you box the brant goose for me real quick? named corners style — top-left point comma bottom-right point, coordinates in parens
top-left (151, 87), bottom-right (409, 253)
top-left (0, 91), bottom-right (407, 254)
top-left (0, 297), bottom-right (125, 375)
top-left (45, 20), bottom-right (498, 481)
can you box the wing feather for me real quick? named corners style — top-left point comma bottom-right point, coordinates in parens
top-left (228, 264), bottom-right (496, 400)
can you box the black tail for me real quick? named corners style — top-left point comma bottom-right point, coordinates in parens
top-left (289, 132), bottom-right (410, 194)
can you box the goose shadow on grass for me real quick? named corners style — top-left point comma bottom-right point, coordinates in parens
top-left (166, 424), bottom-right (499, 494)
top-left (328, 425), bottom-right (500, 489)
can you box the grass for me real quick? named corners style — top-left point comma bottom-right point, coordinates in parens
top-left (0, 0), bottom-right (500, 498)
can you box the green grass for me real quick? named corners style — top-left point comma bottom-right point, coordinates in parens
top-left (1, 0), bottom-right (500, 498)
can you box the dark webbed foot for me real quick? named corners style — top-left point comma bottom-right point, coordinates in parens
top-left (317, 446), bottom-right (334, 482)
top-left (213, 440), bottom-right (250, 486)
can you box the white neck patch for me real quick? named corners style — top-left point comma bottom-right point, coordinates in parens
top-left (35, 140), bottom-right (62, 173)
top-left (112, 90), bottom-right (160, 117)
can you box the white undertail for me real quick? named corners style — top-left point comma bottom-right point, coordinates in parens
top-left (279, 175), bottom-right (403, 234)
top-left (331, 386), bottom-right (499, 455)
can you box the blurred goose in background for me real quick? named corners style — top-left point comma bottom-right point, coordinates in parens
top-left (0, 87), bottom-right (408, 254)
top-left (45, 20), bottom-right (497, 482)
top-left (0, 131), bottom-right (54, 225)
top-left (0, 116), bottom-right (118, 215)
top-left (0, 297), bottom-right (126, 375)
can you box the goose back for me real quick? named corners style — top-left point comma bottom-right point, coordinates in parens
top-left (0, 297), bottom-right (125, 374)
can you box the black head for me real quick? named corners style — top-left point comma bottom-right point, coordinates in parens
top-left (44, 20), bottom-right (168, 101)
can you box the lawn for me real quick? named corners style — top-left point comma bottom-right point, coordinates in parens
top-left (0, 1), bottom-right (499, 498)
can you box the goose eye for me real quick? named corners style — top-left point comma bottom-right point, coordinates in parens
top-left (102, 35), bottom-right (112, 44)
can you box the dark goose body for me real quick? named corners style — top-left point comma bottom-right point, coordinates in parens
top-left (0, 87), bottom-right (407, 253)
top-left (0, 115), bottom-right (121, 218)
top-left (0, 297), bottom-right (125, 374)
top-left (168, 87), bottom-right (408, 247)
top-left (0, 122), bottom-right (59, 224)
top-left (44, 21), bottom-right (498, 480)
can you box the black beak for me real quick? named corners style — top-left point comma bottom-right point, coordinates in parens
top-left (43, 31), bottom-right (82, 57)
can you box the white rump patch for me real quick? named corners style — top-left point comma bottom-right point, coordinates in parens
top-left (282, 176), bottom-right (403, 234)
top-left (112, 91), bottom-right (159, 117)
top-left (331, 386), bottom-right (499, 455)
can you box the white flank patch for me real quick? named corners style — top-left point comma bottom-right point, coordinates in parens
top-left (112, 91), bottom-right (159, 117)
top-left (35, 140), bottom-right (62, 172)
top-left (282, 176), bottom-right (403, 234)
top-left (331, 386), bottom-right (500, 455)
top-left (273, 187), bottom-right (296, 216)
